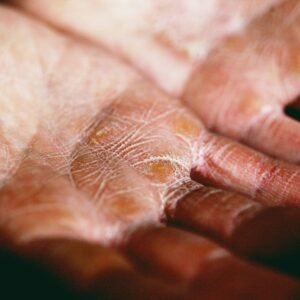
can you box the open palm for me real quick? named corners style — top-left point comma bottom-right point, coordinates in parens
top-left (13, 0), bottom-right (300, 162)
top-left (1, 2), bottom-right (300, 299)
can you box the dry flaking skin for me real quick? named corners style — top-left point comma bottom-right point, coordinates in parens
top-left (0, 1), bottom-right (299, 251)
top-left (1, 4), bottom-right (300, 298)
top-left (9, 0), bottom-right (300, 164)
top-left (0, 5), bottom-right (204, 246)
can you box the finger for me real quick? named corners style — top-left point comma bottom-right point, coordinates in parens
top-left (289, 96), bottom-right (300, 109)
top-left (126, 226), bottom-right (300, 299)
top-left (0, 243), bottom-right (81, 299)
top-left (0, 154), bottom-right (160, 246)
top-left (244, 112), bottom-right (300, 163)
top-left (0, 160), bottom-right (103, 243)
top-left (69, 81), bottom-right (205, 243)
top-left (9, 0), bottom-right (284, 96)
top-left (16, 238), bottom-right (179, 299)
top-left (183, 0), bottom-right (300, 163)
top-left (191, 132), bottom-right (300, 206)
top-left (166, 186), bottom-right (300, 276)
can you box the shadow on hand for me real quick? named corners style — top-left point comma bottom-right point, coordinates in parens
top-left (0, 246), bottom-right (87, 300)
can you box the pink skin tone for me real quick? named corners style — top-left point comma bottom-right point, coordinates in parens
top-left (0, 3), bottom-right (300, 299)
top-left (9, 0), bottom-right (285, 96)
top-left (185, 0), bottom-right (300, 163)
top-left (10, 0), bottom-right (300, 162)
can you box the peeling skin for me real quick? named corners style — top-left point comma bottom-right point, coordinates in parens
top-left (1, 4), bottom-right (300, 297)
top-left (0, 2), bottom-right (300, 248)
top-left (10, 0), bottom-right (300, 163)
top-left (70, 83), bottom-right (203, 223)
top-left (0, 6), bottom-right (204, 246)
top-left (192, 132), bottom-right (300, 206)
top-left (173, 114), bottom-right (202, 138)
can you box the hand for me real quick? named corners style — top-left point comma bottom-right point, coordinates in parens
top-left (11, 0), bottom-right (300, 163)
top-left (184, 0), bottom-right (300, 164)
top-left (1, 3), bottom-right (300, 299)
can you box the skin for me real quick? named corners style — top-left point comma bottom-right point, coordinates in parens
top-left (10, 0), bottom-right (300, 162)
top-left (184, 0), bottom-right (300, 163)
top-left (8, 0), bottom-right (285, 96)
top-left (0, 2), bottom-right (300, 299)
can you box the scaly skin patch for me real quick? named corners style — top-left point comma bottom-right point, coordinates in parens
top-left (145, 159), bottom-right (175, 184)
top-left (70, 84), bottom-right (203, 231)
top-left (173, 114), bottom-right (202, 137)
top-left (109, 196), bottom-right (148, 219)
top-left (95, 127), bottom-right (113, 142)
top-left (1, 5), bottom-right (300, 297)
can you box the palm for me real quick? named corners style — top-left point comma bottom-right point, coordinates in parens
top-left (13, 0), bottom-right (300, 162)
top-left (1, 3), bottom-right (300, 299)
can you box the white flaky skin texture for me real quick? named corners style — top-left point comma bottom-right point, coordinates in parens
top-left (0, 7), bottom-right (203, 245)
top-left (1, 4), bottom-right (300, 298)
top-left (11, 0), bottom-right (300, 165)
top-left (1, 3), bottom-right (300, 249)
